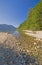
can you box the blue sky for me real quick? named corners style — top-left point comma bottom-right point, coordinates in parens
top-left (0, 0), bottom-right (39, 27)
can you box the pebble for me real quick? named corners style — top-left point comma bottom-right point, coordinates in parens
top-left (0, 33), bottom-right (39, 65)
top-left (34, 42), bottom-right (37, 45)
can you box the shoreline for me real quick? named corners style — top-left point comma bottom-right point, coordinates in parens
top-left (23, 30), bottom-right (42, 40)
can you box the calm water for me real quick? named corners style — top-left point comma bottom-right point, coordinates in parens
top-left (13, 31), bottom-right (23, 39)
top-left (13, 31), bottom-right (20, 37)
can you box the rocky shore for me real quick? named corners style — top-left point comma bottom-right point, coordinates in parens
top-left (0, 32), bottom-right (40, 65)
top-left (23, 30), bottom-right (42, 41)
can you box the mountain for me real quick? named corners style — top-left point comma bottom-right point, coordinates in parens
top-left (18, 0), bottom-right (42, 30)
top-left (0, 24), bottom-right (16, 33)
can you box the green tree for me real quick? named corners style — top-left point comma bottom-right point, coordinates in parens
top-left (18, 0), bottom-right (42, 30)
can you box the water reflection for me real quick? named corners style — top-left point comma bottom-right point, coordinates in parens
top-left (13, 31), bottom-right (22, 39)
top-left (13, 31), bottom-right (20, 36)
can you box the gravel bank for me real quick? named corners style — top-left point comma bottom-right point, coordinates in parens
top-left (0, 32), bottom-right (39, 65)
top-left (24, 30), bottom-right (42, 40)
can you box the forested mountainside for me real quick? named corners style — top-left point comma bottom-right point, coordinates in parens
top-left (18, 0), bottom-right (42, 30)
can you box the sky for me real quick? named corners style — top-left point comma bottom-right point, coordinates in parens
top-left (0, 0), bottom-right (39, 27)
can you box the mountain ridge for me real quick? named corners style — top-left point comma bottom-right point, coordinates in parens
top-left (0, 24), bottom-right (16, 33)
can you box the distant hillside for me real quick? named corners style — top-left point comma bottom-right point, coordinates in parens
top-left (18, 0), bottom-right (42, 30)
top-left (0, 24), bottom-right (16, 33)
